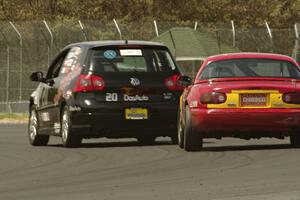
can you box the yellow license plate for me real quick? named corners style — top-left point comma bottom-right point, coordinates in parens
top-left (125, 108), bottom-right (148, 120)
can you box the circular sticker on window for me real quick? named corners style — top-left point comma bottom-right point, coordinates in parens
top-left (104, 50), bottom-right (117, 59)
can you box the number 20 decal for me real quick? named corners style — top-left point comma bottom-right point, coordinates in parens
top-left (106, 93), bottom-right (118, 102)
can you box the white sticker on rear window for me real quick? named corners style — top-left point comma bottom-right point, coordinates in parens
top-left (120, 49), bottom-right (142, 56)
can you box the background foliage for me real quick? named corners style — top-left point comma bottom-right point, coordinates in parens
top-left (0, 0), bottom-right (299, 28)
top-left (0, 0), bottom-right (300, 111)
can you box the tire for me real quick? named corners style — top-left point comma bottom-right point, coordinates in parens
top-left (183, 106), bottom-right (203, 152)
top-left (177, 109), bottom-right (184, 149)
top-left (28, 107), bottom-right (49, 146)
top-left (290, 134), bottom-right (300, 148)
top-left (61, 106), bottom-right (82, 148)
top-left (137, 136), bottom-right (156, 146)
top-left (171, 135), bottom-right (178, 145)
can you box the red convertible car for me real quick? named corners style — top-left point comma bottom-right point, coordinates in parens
top-left (178, 53), bottom-right (300, 151)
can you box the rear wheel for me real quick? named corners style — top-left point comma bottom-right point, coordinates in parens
top-left (171, 136), bottom-right (178, 145)
top-left (183, 106), bottom-right (203, 152)
top-left (177, 109), bottom-right (184, 149)
top-left (28, 107), bottom-right (49, 146)
top-left (61, 106), bottom-right (82, 148)
top-left (290, 134), bottom-right (300, 148)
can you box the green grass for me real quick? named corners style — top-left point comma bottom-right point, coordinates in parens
top-left (0, 113), bottom-right (29, 121)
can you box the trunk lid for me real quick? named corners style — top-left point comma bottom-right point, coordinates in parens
top-left (195, 78), bottom-right (300, 108)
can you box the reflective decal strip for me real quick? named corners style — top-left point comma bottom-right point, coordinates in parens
top-left (207, 90), bottom-right (300, 109)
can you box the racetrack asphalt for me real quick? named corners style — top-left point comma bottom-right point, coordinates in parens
top-left (1, 124), bottom-right (300, 200)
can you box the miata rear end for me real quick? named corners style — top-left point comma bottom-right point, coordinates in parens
top-left (179, 53), bottom-right (300, 151)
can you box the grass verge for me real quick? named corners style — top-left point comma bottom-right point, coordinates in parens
top-left (0, 113), bottom-right (28, 123)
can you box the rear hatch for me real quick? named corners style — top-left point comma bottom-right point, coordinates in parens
top-left (75, 45), bottom-right (183, 119)
top-left (95, 72), bottom-right (179, 103)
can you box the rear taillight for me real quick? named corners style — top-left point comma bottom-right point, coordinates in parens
top-left (164, 74), bottom-right (185, 91)
top-left (200, 92), bottom-right (227, 104)
top-left (73, 74), bottom-right (105, 92)
top-left (282, 93), bottom-right (300, 104)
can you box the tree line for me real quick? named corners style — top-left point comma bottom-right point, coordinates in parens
top-left (0, 0), bottom-right (299, 28)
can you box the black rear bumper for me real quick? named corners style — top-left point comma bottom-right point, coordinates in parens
top-left (69, 103), bottom-right (178, 138)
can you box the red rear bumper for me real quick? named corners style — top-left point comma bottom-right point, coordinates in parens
top-left (191, 108), bottom-right (300, 133)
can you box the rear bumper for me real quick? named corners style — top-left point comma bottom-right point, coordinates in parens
top-left (69, 103), bottom-right (177, 138)
top-left (190, 108), bottom-right (300, 137)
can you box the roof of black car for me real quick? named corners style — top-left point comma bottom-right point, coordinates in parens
top-left (66, 40), bottom-right (166, 49)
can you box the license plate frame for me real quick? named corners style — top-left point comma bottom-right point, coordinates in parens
top-left (240, 94), bottom-right (267, 107)
top-left (125, 108), bottom-right (148, 120)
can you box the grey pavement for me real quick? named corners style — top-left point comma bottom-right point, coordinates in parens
top-left (0, 124), bottom-right (300, 200)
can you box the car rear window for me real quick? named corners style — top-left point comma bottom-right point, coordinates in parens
top-left (199, 58), bottom-right (300, 79)
top-left (88, 47), bottom-right (177, 73)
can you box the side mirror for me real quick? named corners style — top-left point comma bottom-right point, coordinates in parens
top-left (178, 75), bottom-right (192, 87)
top-left (30, 71), bottom-right (45, 82)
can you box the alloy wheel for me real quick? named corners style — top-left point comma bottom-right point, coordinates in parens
top-left (61, 111), bottom-right (69, 143)
top-left (29, 110), bottom-right (38, 141)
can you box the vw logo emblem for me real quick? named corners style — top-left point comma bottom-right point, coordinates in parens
top-left (130, 78), bottom-right (140, 86)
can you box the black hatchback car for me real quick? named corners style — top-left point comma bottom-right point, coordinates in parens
top-left (29, 40), bottom-right (188, 147)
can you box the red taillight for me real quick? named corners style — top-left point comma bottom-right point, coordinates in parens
top-left (164, 74), bottom-right (185, 91)
top-left (282, 93), bottom-right (300, 104)
top-left (200, 92), bottom-right (227, 104)
top-left (73, 74), bottom-right (105, 92)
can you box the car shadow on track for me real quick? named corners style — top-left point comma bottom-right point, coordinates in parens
top-left (48, 141), bottom-right (173, 148)
top-left (202, 143), bottom-right (293, 152)
top-left (82, 141), bottom-right (174, 148)
top-left (48, 141), bottom-right (214, 148)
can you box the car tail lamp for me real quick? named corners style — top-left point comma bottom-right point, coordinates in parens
top-left (282, 93), bottom-right (300, 104)
top-left (73, 74), bottom-right (105, 92)
top-left (200, 92), bottom-right (227, 104)
top-left (165, 74), bottom-right (185, 91)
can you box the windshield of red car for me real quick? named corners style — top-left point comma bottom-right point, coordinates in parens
top-left (199, 58), bottom-right (300, 79)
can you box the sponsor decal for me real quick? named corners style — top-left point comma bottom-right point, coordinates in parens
top-left (120, 49), bottom-right (142, 56)
top-left (73, 47), bottom-right (82, 55)
top-left (104, 50), bottom-right (117, 59)
top-left (69, 106), bottom-right (81, 112)
top-left (190, 100), bottom-right (198, 108)
top-left (130, 78), bottom-right (140, 86)
top-left (124, 94), bottom-right (149, 101)
top-left (56, 64), bottom-right (82, 103)
top-left (106, 93), bottom-right (118, 102)
top-left (67, 52), bottom-right (75, 59)
top-left (65, 59), bottom-right (74, 67)
top-left (60, 66), bottom-right (71, 74)
top-left (227, 103), bottom-right (237, 107)
top-left (163, 92), bottom-right (172, 100)
top-left (41, 112), bottom-right (50, 122)
top-left (65, 90), bottom-right (72, 99)
top-left (54, 123), bottom-right (61, 134)
top-left (273, 103), bottom-right (284, 107)
top-left (241, 94), bottom-right (267, 106)
top-left (54, 47), bottom-right (83, 104)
